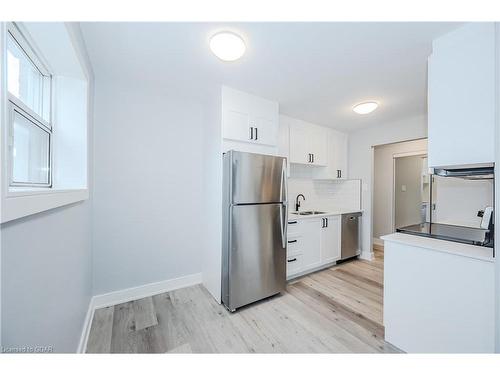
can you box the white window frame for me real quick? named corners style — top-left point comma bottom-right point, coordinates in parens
top-left (6, 22), bottom-right (53, 189)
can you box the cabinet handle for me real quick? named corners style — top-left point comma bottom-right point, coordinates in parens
top-left (250, 127), bottom-right (254, 140)
top-left (309, 153), bottom-right (312, 163)
top-left (287, 239), bottom-right (297, 244)
top-left (326, 218), bottom-right (328, 227)
top-left (288, 221), bottom-right (298, 224)
top-left (287, 258), bottom-right (297, 263)
top-left (312, 154), bottom-right (314, 163)
top-left (255, 127), bottom-right (258, 140)
top-left (321, 218), bottom-right (325, 228)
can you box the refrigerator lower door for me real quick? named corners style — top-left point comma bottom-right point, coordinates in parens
top-left (224, 203), bottom-right (286, 311)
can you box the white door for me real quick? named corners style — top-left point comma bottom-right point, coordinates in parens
top-left (301, 219), bottom-right (322, 270)
top-left (320, 216), bottom-right (341, 263)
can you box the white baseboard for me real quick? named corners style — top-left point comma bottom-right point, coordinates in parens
top-left (77, 297), bottom-right (95, 354)
top-left (359, 251), bottom-right (374, 261)
top-left (92, 272), bottom-right (203, 309)
top-left (77, 272), bottom-right (202, 353)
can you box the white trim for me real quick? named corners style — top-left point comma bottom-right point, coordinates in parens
top-left (77, 272), bottom-right (202, 353)
top-left (92, 273), bottom-right (203, 310)
top-left (77, 298), bottom-right (95, 354)
top-left (1, 188), bottom-right (88, 223)
top-left (359, 250), bottom-right (374, 261)
top-left (392, 150), bottom-right (427, 159)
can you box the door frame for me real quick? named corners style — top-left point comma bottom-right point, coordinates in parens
top-left (391, 151), bottom-right (427, 232)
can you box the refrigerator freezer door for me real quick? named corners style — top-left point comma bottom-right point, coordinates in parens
top-left (227, 203), bottom-right (286, 310)
top-left (230, 151), bottom-right (286, 204)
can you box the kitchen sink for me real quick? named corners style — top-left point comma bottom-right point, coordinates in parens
top-left (294, 211), bottom-right (326, 215)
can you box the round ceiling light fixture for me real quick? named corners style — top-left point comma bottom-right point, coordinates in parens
top-left (352, 101), bottom-right (379, 115)
top-left (209, 31), bottom-right (246, 61)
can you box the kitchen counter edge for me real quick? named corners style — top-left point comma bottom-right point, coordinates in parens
top-left (381, 232), bottom-right (494, 263)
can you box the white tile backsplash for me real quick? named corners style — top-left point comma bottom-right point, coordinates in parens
top-left (288, 176), bottom-right (361, 212)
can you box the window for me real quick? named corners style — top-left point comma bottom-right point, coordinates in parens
top-left (1, 22), bottom-right (89, 223)
top-left (6, 24), bottom-right (52, 188)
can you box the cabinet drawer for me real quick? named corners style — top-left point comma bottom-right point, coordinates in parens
top-left (286, 237), bottom-right (302, 256)
top-left (287, 219), bottom-right (300, 236)
top-left (286, 254), bottom-right (303, 276)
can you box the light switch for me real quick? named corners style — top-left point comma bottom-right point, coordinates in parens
top-left (401, 185), bottom-right (407, 192)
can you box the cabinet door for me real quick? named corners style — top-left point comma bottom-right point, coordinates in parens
top-left (309, 127), bottom-right (327, 166)
top-left (252, 115), bottom-right (278, 146)
top-left (289, 124), bottom-right (310, 164)
top-left (223, 108), bottom-right (252, 142)
top-left (428, 23), bottom-right (495, 167)
top-left (320, 216), bottom-right (341, 264)
top-left (330, 131), bottom-right (348, 178)
top-left (222, 86), bottom-right (279, 146)
top-left (301, 219), bottom-right (322, 270)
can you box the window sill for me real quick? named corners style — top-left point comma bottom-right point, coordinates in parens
top-left (1, 188), bottom-right (89, 223)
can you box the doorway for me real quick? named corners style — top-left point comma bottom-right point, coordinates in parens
top-left (372, 138), bottom-right (428, 247)
top-left (393, 154), bottom-right (430, 231)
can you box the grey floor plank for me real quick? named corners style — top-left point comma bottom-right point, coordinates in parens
top-left (86, 306), bottom-right (114, 353)
top-left (110, 301), bottom-right (137, 353)
top-left (132, 296), bottom-right (158, 331)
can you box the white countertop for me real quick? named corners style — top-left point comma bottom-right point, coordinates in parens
top-left (381, 232), bottom-right (494, 263)
top-left (289, 209), bottom-right (363, 220)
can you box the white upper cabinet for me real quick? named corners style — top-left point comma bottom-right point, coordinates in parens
top-left (428, 23), bottom-right (495, 167)
top-left (327, 130), bottom-right (348, 179)
top-left (222, 86), bottom-right (279, 147)
top-left (289, 119), bottom-right (327, 166)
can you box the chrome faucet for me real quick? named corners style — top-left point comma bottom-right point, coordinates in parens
top-left (295, 194), bottom-right (305, 212)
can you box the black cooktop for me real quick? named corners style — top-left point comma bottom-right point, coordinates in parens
top-left (396, 222), bottom-right (493, 248)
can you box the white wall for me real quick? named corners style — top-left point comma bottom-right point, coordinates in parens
top-left (373, 139), bottom-right (427, 241)
top-left (0, 23), bottom-right (93, 352)
top-left (348, 114), bottom-right (427, 259)
top-left (92, 81), bottom-right (206, 295)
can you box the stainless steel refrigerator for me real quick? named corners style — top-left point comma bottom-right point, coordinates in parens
top-left (222, 150), bottom-right (288, 312)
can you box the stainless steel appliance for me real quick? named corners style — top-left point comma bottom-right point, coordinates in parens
top-left (398, 163), bottom-right (495, 249)
top-left (341, 212), bottom-right (361, 260)
top-left (222, 150), bottom-right (288, 312)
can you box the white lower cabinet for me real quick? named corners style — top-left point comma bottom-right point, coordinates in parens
top-left (320, 216), bottom-right (341, 263)
top-left (286, 215), bottom-right (341, 279)
top-left (301, 219), bottom-right (322, 270)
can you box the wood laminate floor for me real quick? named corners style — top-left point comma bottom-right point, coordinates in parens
top-left (86, 248), bottom-right (399, 353)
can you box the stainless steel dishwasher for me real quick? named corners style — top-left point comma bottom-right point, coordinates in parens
top-left (341, 212), bottom-right (361, 260)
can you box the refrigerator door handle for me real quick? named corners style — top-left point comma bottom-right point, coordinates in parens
top-left (280, 158), bottom-right (288, 249)
top-left (280, 158), bottom-right (288, 204)
top-left (280, 203), bottom-right (287, 249)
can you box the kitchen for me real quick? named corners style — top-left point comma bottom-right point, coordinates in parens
top-left (0, 16), bottom-right (499, 361)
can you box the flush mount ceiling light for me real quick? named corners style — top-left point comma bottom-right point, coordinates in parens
top-left (352, 101), bottom-right (379, 115)
top-left (209, 31), bottom-right (246, 61)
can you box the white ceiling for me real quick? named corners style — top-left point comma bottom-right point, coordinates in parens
top-left (81, 22), bottom-right (460, 132)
